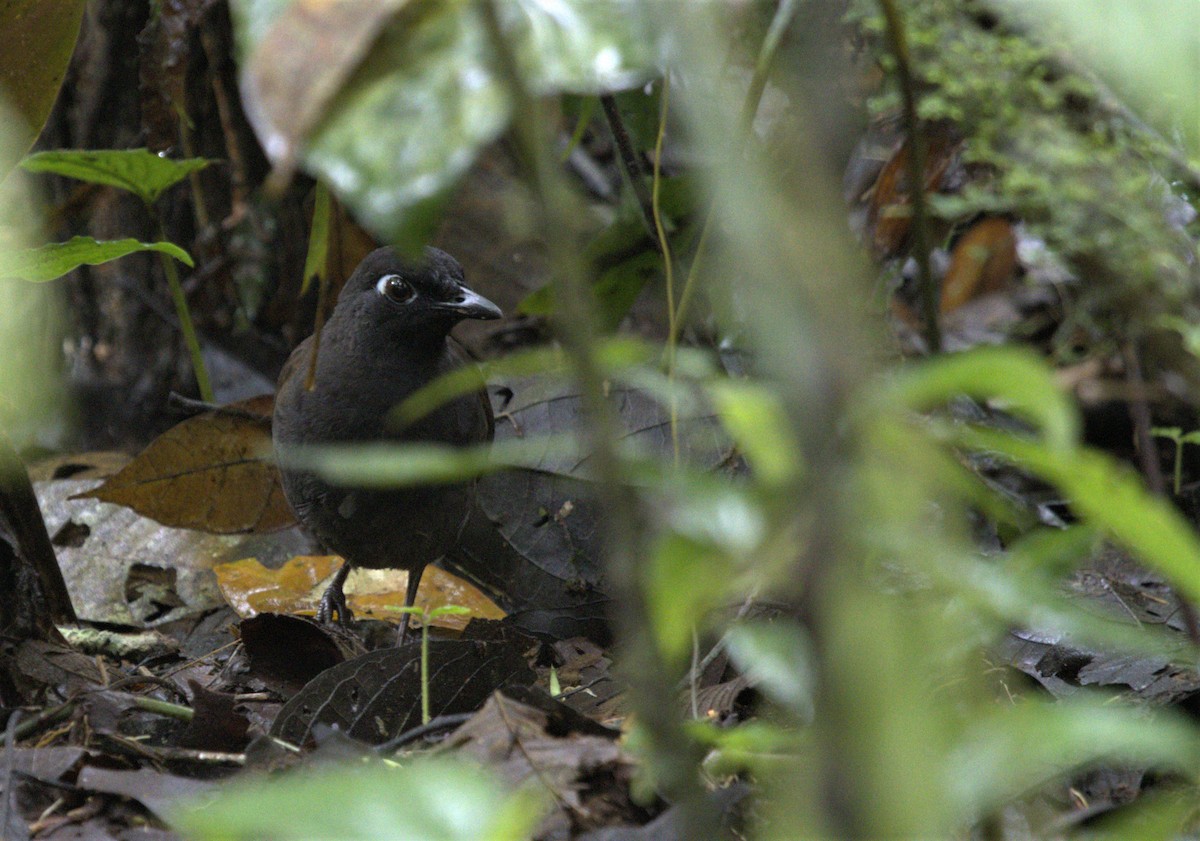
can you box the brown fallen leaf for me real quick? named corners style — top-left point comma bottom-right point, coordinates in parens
top-left (442, 688), bottom-right (637, 838)
top-left (74, 395), bottom-right (295, 535)
top-left (239, 613), bottom-right (367, 697)
top-left (215, 554), bottom-right (505, 630)
top-left (940, 217), bottom-right (1019, 313)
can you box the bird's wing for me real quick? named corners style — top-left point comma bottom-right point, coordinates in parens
top-left (276, 335), bottom-right (314, 393)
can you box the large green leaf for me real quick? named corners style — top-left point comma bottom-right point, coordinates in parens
top-left (879, 346), bottom-right (1079, 452)
top-left (0, 0), bottom-right (86, 171)
top-left (948, 424), bottom-right (1200, 606)
top-left (170, 755), bottom-right (544, 841)
top-left (21, 149), bottom-right (211, 205)
top-left (950, 699), bottom-right (1200, 816)
top-left (229, 0), bottom-right (661, 242)
top-left (0, 236), bottom-right (193, 282)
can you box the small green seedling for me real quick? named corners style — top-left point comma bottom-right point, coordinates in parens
top-left (389, 603), bottom-right (473, 725)
top-left (1151, 426), bottom-right (1200, 495)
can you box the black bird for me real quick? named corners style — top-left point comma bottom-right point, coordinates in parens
top-left (273, 246), bottom-right (501, 642)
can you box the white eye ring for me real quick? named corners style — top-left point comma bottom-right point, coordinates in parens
top-left (376, 273), bottom-right (415, 304)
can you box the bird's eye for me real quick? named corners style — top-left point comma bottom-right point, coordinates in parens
top-left (375, 274), bottom-right (415, 304)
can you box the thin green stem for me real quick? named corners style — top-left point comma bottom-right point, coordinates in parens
top-left (151, 211), bottom-right (214, 401)
top-left (421, 609), bottom-right (430, 725)
top-left (879, 0), bottom-right (940, 353)
top-left (135, 696), bottom-right (195, 721)
top-left (651, 76), bottom-right (680, 467)
top-left (1175, 441), bottom-right (1183, 496)
top-left (601, 94), bottom-right (658, 245)
top-left (478, 1), bottom-right (715, 832)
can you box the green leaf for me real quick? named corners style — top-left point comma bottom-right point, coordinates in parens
top-left (950, 699), bottom-right (1200, 816)
top-left (947, 423), bottom-right (1200, 605)
top-left (169, 755), bottom-right (545, 841)
top-left (301, 180), bottom-right (332, 296)
top-left (708, 379), bottom-right (800, 485)
top-left (21, 149), bottom-right (211, 205)
top-left (230, 0), bottom-right (662, 242)
top-left (429, 605), bottom-right (472, 618)
top-left (0, 0), bottom-right (86, 171)
top-left (725, 621), bottom-right (815, 718)
top-left (646, 532), bottom-right (732, 664)
top-left (880, 347), bottom-right (1079, 452)
top-left (1151, 426), bottom-right (1182, 441)
top-left (0, 237), bottom-right (194, 282)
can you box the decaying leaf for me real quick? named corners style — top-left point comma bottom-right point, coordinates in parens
top-left (442, 687), bottom-right (636, 838)
top-left (74, 395), bottom-right (295, 534)
top-left (239, 613), bottom-right (366, 697)
top-left (38, 471), bottom-right (305, 627)
top-left (215, 554), bottom-right (504, 628)
top-left (940, 217), bottom-right (1019, 313)
top-left (179, 680), bottom-right (251, 752)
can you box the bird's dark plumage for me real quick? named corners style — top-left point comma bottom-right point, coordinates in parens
top-left (272, 246), bottom-right (501, 640)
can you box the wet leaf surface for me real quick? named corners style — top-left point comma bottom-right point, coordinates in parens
top-left (215, 554), bottom-right (504, 628)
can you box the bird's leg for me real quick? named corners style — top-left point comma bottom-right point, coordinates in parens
top-left (317, 561), bottom-right (353, 625)
top-left (396, 564), bottom-right (426, 646)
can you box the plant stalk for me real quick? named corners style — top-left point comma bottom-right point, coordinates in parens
top-left (479, 0), bottom-right (717, 833)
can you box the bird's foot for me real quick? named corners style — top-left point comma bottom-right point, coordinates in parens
top-left (316, 563), bottom-right (353, 625)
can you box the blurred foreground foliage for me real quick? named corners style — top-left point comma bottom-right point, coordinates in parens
top-left (6, 0), bottom-right (1200, 838)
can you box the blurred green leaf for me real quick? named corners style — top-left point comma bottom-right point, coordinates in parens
top-left (948, 424), bottom-right (1200, 605)
top-left (881, 347), bottom-right (1079, 451)
top-left (708, 379), bottom-right (799, 485)
top-left (393, 337), bottom-right (660, 428)
top-left (524, 250), bottom-right (663, 331)
top-left (645, 532), bottom-right (732, 664)
top-left (0, 97), bottom-right (64, 445)
top-left (170, 756), bottom-right (544, 841)
top-left (0, 236), bottom-right (193, 282)
top-left (725, 621), bottom-right (814, 718)
top-left (949, 699), bottom-right (1200, 816)
top-left (1002, 0), bottom-right (1200, 158)
top-left (301, 180), bottom-right (332, 296)
top-left (286, 434), bottom-right (581, 487)
top-left (688, 719), bottom-right (803, 777)
top-left (0, 0), bottom-right (86, 171)
top-left (21, 149), bottom-right (211, 205)
top-left (230, 0), bottom-right (661, 243)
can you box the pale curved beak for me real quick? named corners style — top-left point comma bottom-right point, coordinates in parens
top-left (438, 286), bottom-right (502, 321)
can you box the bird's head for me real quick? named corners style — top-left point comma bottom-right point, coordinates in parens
top-left (334, 246), bottom-right (502, 341)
